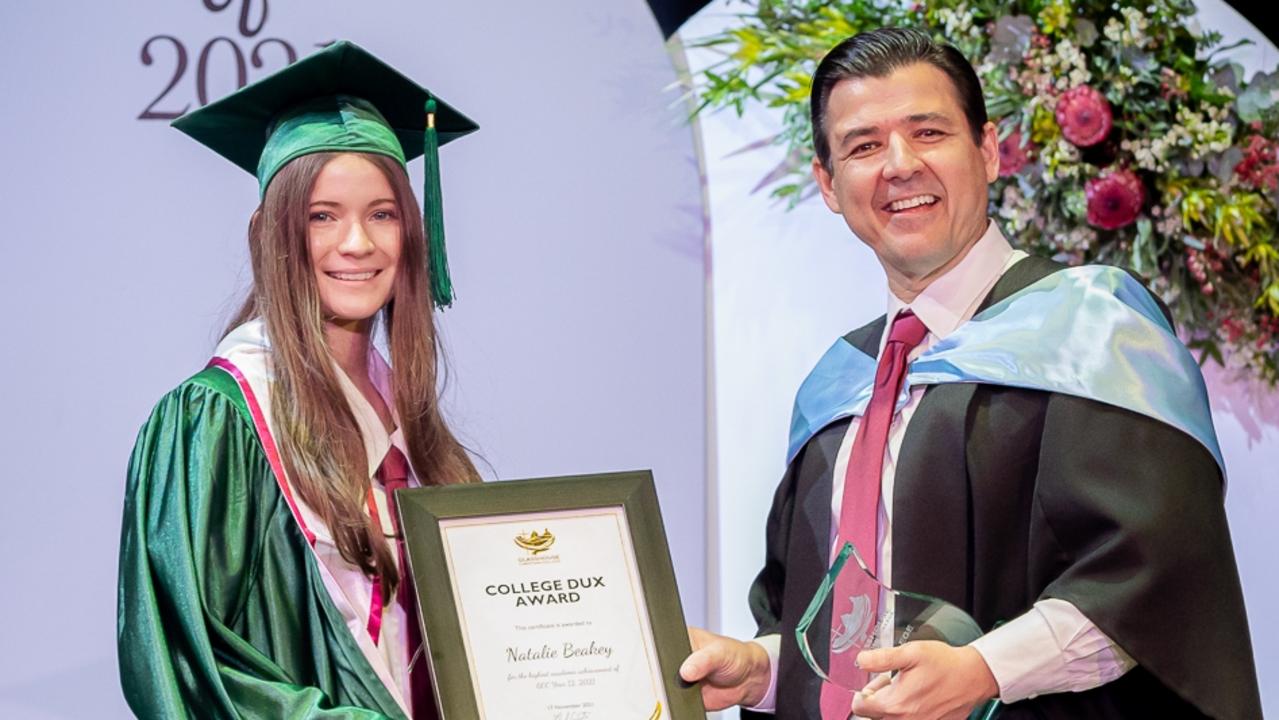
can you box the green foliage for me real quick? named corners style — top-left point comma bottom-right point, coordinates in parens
top-left (689, 0), bottom-right (1279, 384)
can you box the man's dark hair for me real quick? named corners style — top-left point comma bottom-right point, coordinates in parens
top-left (810, 27), bottom-right (988, 172)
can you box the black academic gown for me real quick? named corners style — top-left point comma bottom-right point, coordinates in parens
top-left (743, 257), bottom-right (1262, 719)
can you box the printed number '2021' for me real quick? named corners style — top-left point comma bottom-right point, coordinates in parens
top-left (138, 35), bottom-right (298, 120)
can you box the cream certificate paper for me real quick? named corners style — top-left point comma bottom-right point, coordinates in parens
top-left (438, 507), bottom-right (669, 720)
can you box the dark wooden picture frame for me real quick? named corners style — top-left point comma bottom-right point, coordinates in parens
top-left (396, 470), bottom-right (704, 719)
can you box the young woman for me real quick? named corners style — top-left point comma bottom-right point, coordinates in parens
top-left (118, 42), bottom-right (478, 719)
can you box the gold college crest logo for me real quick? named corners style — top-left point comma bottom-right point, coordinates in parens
top-left (514, 528), bottom-right (556, 555)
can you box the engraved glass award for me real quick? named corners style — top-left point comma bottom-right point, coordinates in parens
top-left (796, 541), bottom-right (1001, 720)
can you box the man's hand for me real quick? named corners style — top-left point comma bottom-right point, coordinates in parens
top-left (851, 641), bottom-right (999, 720)
top-left (678, 627), bottom-right (772, 711)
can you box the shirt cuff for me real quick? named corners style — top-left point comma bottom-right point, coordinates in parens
top-left (968, 598), bottom-right (1136, 703)
top-left (744, 633), bottom-right (780, 713)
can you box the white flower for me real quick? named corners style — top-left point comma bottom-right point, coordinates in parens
top-left (998, 185), bottom-right (1033, 234)
top-left (1177, 105), bottom-right (1235, 155)
top-left (1060, 226), bottom-right (1098, 252)
top-left (1042, 38), bottom-right (1091, 89)
top-left (1155, 209), bottom-right (1183, 236)
top-left (1103, 18), bottom-right (1123, 43)
top-left (935, 4), bottom-right (978, 41)
top-left (1122, 137), bottom-right (1167, 172)
top-left (1041, 139), bottom-right (1083, 183)
top-left (1103, 8), bottom-right (1150, 47)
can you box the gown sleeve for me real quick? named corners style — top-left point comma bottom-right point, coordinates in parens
top-left (117, 381), bottom-right (395, 720)
top-left (1034, 393), bottom-right (1262, 720)
top-left (748, 458), bottom-right (800, 640)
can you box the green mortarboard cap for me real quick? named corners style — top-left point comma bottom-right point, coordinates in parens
top-left (171, 40), bottom-right (478, 307)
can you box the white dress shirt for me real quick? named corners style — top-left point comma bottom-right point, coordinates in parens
top-left (324, 348), bottom-right (420, 708)
top-left (749, 221), bottom-right (1135, 712)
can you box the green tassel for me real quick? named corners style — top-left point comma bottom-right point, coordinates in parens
top-left (424, 97), bottom-right (453, 307)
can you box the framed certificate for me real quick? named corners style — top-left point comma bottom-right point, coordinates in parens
top-left (396, 470), bottom-right (704, 720)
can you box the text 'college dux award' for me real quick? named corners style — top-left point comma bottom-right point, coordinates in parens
top-left (397, 471), bottom-right (702, 720)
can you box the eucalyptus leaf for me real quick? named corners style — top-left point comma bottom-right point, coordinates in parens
top-left (1209, 63), bottom-right (1241, 93)
top-left (1073, 18), bottom-right (1099, 48)
top-left (988, 15), bottom-right (1035, 63)
top-left (1207, 147), bottom-right (1245, 184)
top-left (1120, 47), bottom-right (1157, 72)
top-left (1238, 70), bottom-right (1279, 122)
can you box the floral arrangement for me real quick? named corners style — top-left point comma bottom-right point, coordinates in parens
top-left (690, 0), bottom-right (1279, 384)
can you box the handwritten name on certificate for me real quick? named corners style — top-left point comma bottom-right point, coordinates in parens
top-left (438, 507), bottom-right (669, 720)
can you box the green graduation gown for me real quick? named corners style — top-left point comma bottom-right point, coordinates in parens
top-left (118, 365), bottom-right (410, 719)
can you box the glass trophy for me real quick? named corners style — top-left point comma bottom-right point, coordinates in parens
top-left (796, 541), bottom-right (1001, 720)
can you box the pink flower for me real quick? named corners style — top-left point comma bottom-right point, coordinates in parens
top-left (1085, 169), bottom-right (1145, 230)
top-left (1055, 85), bottom-right (1113, 147)
top-left (998, 128), bottom-right (1031, 177)
top-left (1222, 317), bottom-right (1244, 343)
top-left (1235, 134), bottom-right (1279, 191)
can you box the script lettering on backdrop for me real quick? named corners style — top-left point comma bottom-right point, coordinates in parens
top-left (137, 0), bottom-right (329, 120)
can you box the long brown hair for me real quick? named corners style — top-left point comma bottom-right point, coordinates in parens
top-left (226, 151), bottom-right (478, 596)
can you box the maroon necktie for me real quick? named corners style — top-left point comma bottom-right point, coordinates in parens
top-left (377, 446), bottom-right (439, 720)
top-left (819, 310), bottom-right (928, 720)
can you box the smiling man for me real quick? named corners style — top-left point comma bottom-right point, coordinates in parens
top-left (679, 27), bottom-right (1260, 720)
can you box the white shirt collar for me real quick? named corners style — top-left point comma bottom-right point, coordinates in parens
top-left (885, 220), bottom-right (1020, 341)
top-left (331, 344), bottom-right (402, 479)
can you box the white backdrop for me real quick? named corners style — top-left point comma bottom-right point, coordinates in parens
top-left (2, 1), bottom-right (1274, 716)
top-left (684, 1), bottom-right (1279, 717)
top-left (0, 2), bottom-right (707, 717)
